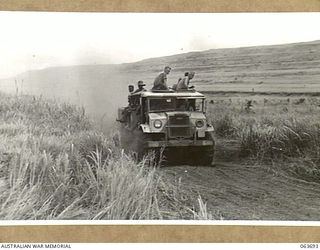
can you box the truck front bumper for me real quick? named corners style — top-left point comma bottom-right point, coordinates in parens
top-left (146, 140), bottom-right (214, 148)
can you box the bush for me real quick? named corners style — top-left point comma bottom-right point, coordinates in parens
top-left (213, 114), bottom-right (237, 137)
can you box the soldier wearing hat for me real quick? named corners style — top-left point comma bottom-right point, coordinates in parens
top-left (133, 80), bottom-right (146, 94)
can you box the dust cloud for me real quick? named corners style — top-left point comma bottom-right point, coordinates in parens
top-left (0, 65), bottom-right (131, 133)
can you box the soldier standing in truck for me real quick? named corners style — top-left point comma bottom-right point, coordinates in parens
top-left (152, 66), bottom-right (171, 90)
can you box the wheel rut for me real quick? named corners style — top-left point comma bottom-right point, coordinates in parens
top-left (161, 161), bottom-right (320, 220)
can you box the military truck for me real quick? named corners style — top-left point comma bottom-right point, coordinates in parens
top-left (117, 86), bottom-right (215, 165)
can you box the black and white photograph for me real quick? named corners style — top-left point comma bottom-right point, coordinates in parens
top-left (0, 12), bottom-right (320, 220)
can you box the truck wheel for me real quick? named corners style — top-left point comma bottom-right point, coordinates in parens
top-left (132, 129), bottom-right (147, 160)
top-left (197, 145), bottom-right (214, 166)
top-left (132, 130), bottom-right (163, 166)
top-left (119, 125), bottom-right (130, 149)
top-left (196, 132), bottom-right (215, 166)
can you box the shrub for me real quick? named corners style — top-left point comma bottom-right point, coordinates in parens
top-left (213, 114), bottom-right (237, 137)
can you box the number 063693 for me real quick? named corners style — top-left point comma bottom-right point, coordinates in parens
top-left (300, 244), bottom-right (319, 248)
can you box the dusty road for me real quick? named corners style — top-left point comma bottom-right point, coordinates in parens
top-left (161, 143), bottom-right (320, 220)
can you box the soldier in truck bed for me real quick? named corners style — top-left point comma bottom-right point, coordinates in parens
top-left (176, 71), bottom-right (195, 91)
top-left (152, 66), bottom-right (171, 90)
top-left (120, 81), bottom-right (144, 125)
top-left (133, 80), bottom-right (146, 94)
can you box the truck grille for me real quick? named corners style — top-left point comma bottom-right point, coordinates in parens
top-left (168, 114), bottom-right (191, 138)
top-left (169, 115), bottom-right (189, 125)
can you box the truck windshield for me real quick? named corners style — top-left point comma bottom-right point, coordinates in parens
top-left (149, 98), bottom-right (204, 112)
top-left (149, 98), bottom-right (175, 112)
top-left (176, 98), bottom-right (204, 111)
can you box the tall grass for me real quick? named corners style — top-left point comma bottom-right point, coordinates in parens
top-left (0, 93), bottom-right (200, 219)
top-left (207, 99), bottom-right (320, 179)
top-left (239, 117), bottom-right (320, 159)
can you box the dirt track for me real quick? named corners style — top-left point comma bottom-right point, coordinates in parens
top-left (162, 142), bottom-right (320, 220)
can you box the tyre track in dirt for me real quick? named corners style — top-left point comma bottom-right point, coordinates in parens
top-left (162, 161), bottom-right (320, 220)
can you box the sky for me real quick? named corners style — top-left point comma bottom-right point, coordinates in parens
top-left (0, 12), bottom-right (320, 78)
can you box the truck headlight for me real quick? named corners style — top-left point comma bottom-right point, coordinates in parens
top-left (195, 120), bottom-right (204, 128)
top-left (153, 120), bottom-right (163, 128)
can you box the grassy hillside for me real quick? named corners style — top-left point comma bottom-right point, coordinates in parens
top-left (121, 40), bottom-right (320, 89)
top-left (0, 92), bottom-right (208, 220)
top-left (0, 40), bottom-right (319, 122)
top-left (5, 40), bottom-right (320, 90)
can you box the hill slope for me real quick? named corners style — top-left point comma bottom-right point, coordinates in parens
top-left (122, 40), bottom-right (320, 91)
top-left (0, 40), bottom-right (319, 119)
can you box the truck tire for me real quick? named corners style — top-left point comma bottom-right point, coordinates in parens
top-left (197, 145), bottom-right (214, 166)
top-left (119, 125), bottom-right (129, 149)
top-left (195, 132), bottom-right (215, 166)
top-left (132, 129), bottom-right (147, 160)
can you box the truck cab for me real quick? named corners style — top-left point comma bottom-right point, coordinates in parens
top-left (117, 88), bottom-right (215, 165)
